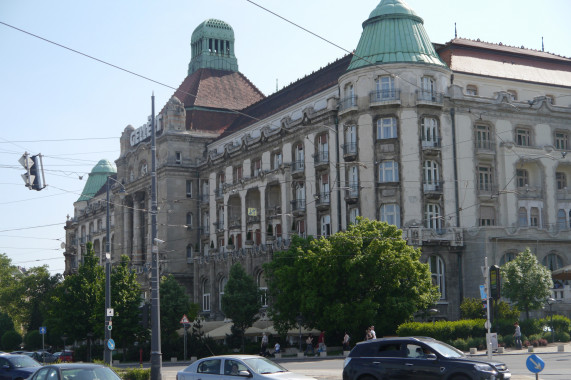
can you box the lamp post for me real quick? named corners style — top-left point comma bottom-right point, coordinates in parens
top-left (546, 297), bottom-right (556, 343)
top-left (428, 308), bottom-right (438, 325)
top-left (296, 313), bottom-right (303, 352)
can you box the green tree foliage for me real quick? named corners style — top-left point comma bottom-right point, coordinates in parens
top-left (501, 248), bottom-right (553, 319)
top-left (20, 266), bottom-right (62, 331)
top-left (221, 263), bottom-right (261, 345)
top-left (24, 329), bottom-right (42, 350)
top-left (1, 329), bottom-right (22, 351)
top-left (159, 275), bottom-right (199, 344)
top-left (496, 301), bottom-right (520, 320)
top-left (0, 253), bottom-right (25, 329)
top-left (111, 255), bottom-right (144, 349)
top-left (0, 312), bottom-right (15, 348)
top-left (48, 242), bottom-right (104, 342)
top-left (264, 218), bottom-right (439, 337)
top-left (460, 298), bottom-right (485, 319)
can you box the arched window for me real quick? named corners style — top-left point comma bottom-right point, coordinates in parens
top-left (186, 212), bottom-right (193, 227)
top-left (500, 251), bottom-right (518, 266)
top-left (543, 253), bottom-right (563, 271)
top-left (257, 272), bottom-right (268, 307)
top-left (219, 277), bottom-right (228, 310)
top-left (429, 256), bottom-right (445, 299)
top-left (380, 204), bottom-right (400, 228)
top-left (202, 279), bottom-right (210, 312)
top-left (421, 117), bottom-right (439, 147)
top-left (186, 244), bottom-right (193, 263)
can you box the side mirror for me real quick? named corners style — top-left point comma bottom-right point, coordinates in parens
top-left (238, 370), bottom-right (252, 377)
top-left (426, 353), bottom-right (437, 360)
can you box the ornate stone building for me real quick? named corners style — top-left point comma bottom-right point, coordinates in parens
top-left (64, 0), bottom-right (571, 321)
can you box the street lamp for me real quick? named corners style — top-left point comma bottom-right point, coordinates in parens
top-left (546, 297), bottom-right (561, 343)
top-left (428, 308), bottom-right (438, 325)
top-left (105, 175), bottom-right (125, 366)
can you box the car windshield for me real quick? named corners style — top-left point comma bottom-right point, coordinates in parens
top-left (9, 356), bottom-right (41, 368)
top-left (61, 367), bottom-right (121, 380)
top-left (424, 341), bottom-right (466, 358)
top-left (243, 357), bottom-right (288, 374)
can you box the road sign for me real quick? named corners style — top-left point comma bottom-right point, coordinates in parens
top-left (526, 354), bottom-right (545, 373)
top-left (39, 327), bottom-right (46, 335)
top-left (107, 308), bottom-right (114, 317)
top-left (107, 339), bottom-right (115, 350)
top-left (479, 285), bottom-right (487, 300)
top-left (180, 314), bottom-right (190, 324)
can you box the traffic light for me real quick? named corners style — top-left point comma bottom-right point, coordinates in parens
top-left (489, 265), bottom-right (501, 300)
top-left (19, 152), bottom-right (45, 191)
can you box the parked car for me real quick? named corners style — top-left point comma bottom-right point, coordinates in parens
top-left (58, 351), bottom-right (74, 363)
top-left (28, 364), bottom-right (121, 380)
top-left (177, 355), bottom-right (316, 380)
top-left (31, 352), bottom-right (58, 364)
top-left (342, 336), bottom-right (511, 380)
top-left (0, 353), bottom-right (42, 380)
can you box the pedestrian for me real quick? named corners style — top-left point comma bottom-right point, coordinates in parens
top-left (370, 325), bottom-right (377, 339)
top-left (364, 327), bottom-right (372, 341)
top-left (261, 332), bottom-right (269, 356)
top-left (343, 331), bottom-right (351, 351)
top-left (513, 322), bottom-right (522, 349)
top-left (305, 335), bottom-right (314, 355)
top-left (274, 341), bottom-right (281, 354)
top-left (318, 330), bottom-right (325, 352)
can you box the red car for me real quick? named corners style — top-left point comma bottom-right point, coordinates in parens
top-left (59, 351), bottom-right (74, 362)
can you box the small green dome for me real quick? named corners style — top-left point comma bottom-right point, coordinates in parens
top-left (348, 0), bottom-right (446, 71)
top-left (188, 18), bottom-right (239, 74)
top-left (77, 159), bottom-right (116, 202)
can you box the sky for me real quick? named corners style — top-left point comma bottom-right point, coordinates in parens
top-left (1, 0), bottom-right (570, 276)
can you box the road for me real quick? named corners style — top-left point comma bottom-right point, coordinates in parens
top-left (159, 351), bottom-right (571, 380)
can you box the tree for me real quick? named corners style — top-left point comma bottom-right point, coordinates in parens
top-left (221, 263), bottom-right (261, 351)
top-left (0, 253), bottom-right (24, 328)
top-left (264, 218), bottom-right (439, 338)
top-left (160, 275), bottom-right (199, 344)
top-left (48, 242), bottom-right (104, 342)
top-left (460, 298), bottom-right (486, 320)
top-left (501, 248), bottom-right (553, 319)
top-left (1, 329), bottom-right (22, 351)
top-left (110, 255), bottom-right (144, 352)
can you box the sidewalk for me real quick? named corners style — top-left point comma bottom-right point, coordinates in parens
top-left (468, 342), bottom-right (570, 356)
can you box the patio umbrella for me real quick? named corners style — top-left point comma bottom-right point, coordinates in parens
top-left (551, 265), bottom-right (571, 280)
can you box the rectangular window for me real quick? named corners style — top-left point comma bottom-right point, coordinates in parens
top-left (476, 125), bottom-right (491, 150)
top-left (375, 76), bottom-right (395, 99)
top-left (479, 206), bottom-right (495, 226)
top-left (377, 117), bottom-right (397, 139)
top-left (516, 169), bottom-right (529, 188)
top-left (233, 166), bottom-right (243, 182)
top-left (478, 166), bottom-right (493, 192)
top-left (175, 152), bottom-right (182, 165)
top-left (556, 172), bottom-right (567, 190)
top-left (555, 132), bottom-right (569, 150)
top-left (379, 161), bottom-right (399, 182)
top-left (380, 204), bottom-right (400, 228)
top-left (425, 204), bottom-right (442, 230)
top-left (518, 207), bottom-right (528, 227)
top-left (272, 151), bottom-right (283, 170)
top-left (530, 207), bottom-right (540, 227)
top-left (516, 128), bottom-right (531, 146)
top-left (320, 214), bottom-right (331, 237)
top-left (186, 180), bottom-right (192, 198)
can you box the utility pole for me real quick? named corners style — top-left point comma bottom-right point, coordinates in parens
top-left (150, 93), bottom-right (162, 380)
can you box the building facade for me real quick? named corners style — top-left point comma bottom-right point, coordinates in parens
top-left (64, 0), bottom-right (571, 322)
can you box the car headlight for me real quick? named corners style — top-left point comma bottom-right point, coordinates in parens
top-left (474, 363), bottom-right (497, 374)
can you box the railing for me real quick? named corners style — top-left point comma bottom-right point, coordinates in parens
top-left (476, 139), bottom-right (494, 150)
top-left (517, 186), bottom-right (543, 199)
top-left (313, 151), bottom-right (329, 166)
top-left (416, 90), bottom-right (443, 104)
top-left (338, 96), bottom-right (357, 112)
top-left (423, 181), bottom-right (443, 193)
top-left (343, 142), bottom-right (358, 156)
top-left (403, 227), bottom-right (464, 247)
top-left (200, 194), bottom-right (209, 203)
top-left (421, 138), bottom-right (442, 149)
top-left (291, 160), bottom-right (305, 174)
top-left (315, 192), bottom-right (331, 206)
top-left (369, 88), bottom-right (400, 103)
top-left (214, 221), bottom-right (224, 232)
top-left (347, 183), bottom-right (359, 198)
top-left (215, 187), bottom-right (224, 199)
top-left (290, 199), bottom-right (306, 212)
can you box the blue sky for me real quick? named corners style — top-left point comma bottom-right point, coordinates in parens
top-left (1, 0), bottom-right (570, 275)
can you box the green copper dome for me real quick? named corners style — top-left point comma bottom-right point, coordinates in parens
top-left (347, 0), bottom-right (446, 71)
top-left (188, 18), bottom-right (239, 74)
top-left (77, 159), bottom-right (116, 202)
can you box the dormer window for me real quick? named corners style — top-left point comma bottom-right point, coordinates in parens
top-left (466, 85), bottom-right (478, 96)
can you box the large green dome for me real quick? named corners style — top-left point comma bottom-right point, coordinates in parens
top-left (347, 0), bottom-right (446, 71)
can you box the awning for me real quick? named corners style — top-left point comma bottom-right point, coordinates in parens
top-left (205, 323), bottom-right (264, 339)
top-left (552, 265), bottom-right (571, 280)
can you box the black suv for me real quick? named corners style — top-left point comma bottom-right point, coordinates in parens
top-left (342, 337), bottom-right (511, 380)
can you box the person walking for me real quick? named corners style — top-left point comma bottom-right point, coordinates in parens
top-left (370, 325), bottom-right (377, 339)
top-left (305, 335), bottom-right (314, 355)
top-left (317, 330), bottom-right (325, 352)
top-left (343, 332), bottom-right (351, 351)
top-left (261, 332), bottom-right (269, 356)
top-left (513, 322), bottom-right (522, 349)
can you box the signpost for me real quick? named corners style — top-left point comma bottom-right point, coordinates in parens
top-left (526, 354), bottom-right (545, 379)
top-left (180, 315), bottom-right (191, 361)
top-left (39, 327), bottom-right (46, 361)
top-left (107, 338), bottom-right (116, 351)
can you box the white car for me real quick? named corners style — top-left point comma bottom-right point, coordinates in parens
top-left (176, 355), bottom-right (315, 380)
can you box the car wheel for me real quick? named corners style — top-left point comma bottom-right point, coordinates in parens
top-left (449, 375), bottom-right (471, 380)
top-left (359, 375), bottom-right (377, 380)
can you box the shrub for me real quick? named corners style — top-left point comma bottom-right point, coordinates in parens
top-left (1, 330), bottom-right (22, 351)
top-left (460, 298), bottom-right (485, 319)
top-left (555, 331), bottom-right (570, 342)
top-left (520, 319), bottom-right (542, 336)
top-left (115, 368), bottom-right (150, 380)
top-left (451, 338), bottom-right (468, 352)
top-left (540, 315), bottom-right (570, 334)
top-left (496, 301), bottom-right (520, 320)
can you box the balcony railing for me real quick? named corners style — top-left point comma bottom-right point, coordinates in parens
top-left (291, 160), bottom-right (305, 174)
top-left (313, 151), bottom-right (329, 166)
top-left (369, 89), bottom-right (401, 103)
top-left (315, 192), bottom-right (331, 206)
top-left (476, 139), bottom-right (494, 150)
top-left (416, 90), bottom-right (443, 104)
top-left (215, 187), bottom-right (224, 199)
top-left (423, 181), bottom-right (443, 193)
top-left (214, 221), bottom-right (224, 232)
top-left (290, 199), bottom-right (306, 212)
top-left (421, 138), bottom-right (442, 149)
top-left (338, 96), bottom-right (357, 112)
top-left (343, 142), bottom-right (358, 156)
top-left (347, 183), bottom-right (359, 198)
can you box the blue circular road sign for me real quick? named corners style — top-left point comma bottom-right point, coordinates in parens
top-left (526, 354), bottom-right (545, 373)
top-left (107, 338), bottom-right (115, 351)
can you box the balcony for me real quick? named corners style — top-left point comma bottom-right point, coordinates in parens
top-left (416, 90), bottom-right (443, 107)
top-left (344, 184), bottom-right (359, 203)
top-left (343, 142), bottom-right (358, 161)
top-left (338, 96), bottom-right (358, 114)
top-left (214, 221), bottom-right (224, 232)
top-left (423, 181), bottom-right (444, 198)
top-left (517, 186), bottom-right (543, 200)
top-left (291, 199), bottom-right (306, 215)
top-left (421, 138), bottom-right (442, 153)
top-left (369, 89), bottom-right (401, 107)
top-left (291, 160), bottom-right (305, 177)
top-left (200, 193), bottom-right (209, 203)
top-left (315, 192), bottom-right (330, 210)
top-left (557, 189), bottom-right (571, 201)
top-left (313, 151), bottom-right (329, 168)
top-left (228, 218), bottom-right (241, 230)
top-left (403, 227), bottom-right (464, 247)
top-left (215, 187), bottom-right (224, 200)
top-left (477, 184), bottom-right (498, 198)
top-left (247, 215), bottom-right (261, 225)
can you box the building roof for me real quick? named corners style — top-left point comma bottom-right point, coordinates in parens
top-left (348, 0), bottom-right (446, 71)
top-left (188, 19), bottom-right (239, 74)
top-left (437, 38), bottom-right (571, 87)
top-left (76, 159), bottom-right (116, 202)
top-left (217, 55), bottom-right (352, 139)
